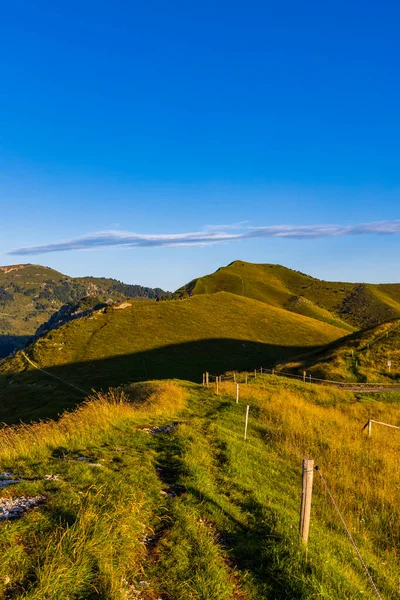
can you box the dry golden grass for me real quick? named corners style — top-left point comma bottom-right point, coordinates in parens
top-left (0, 381), bottom-right (188, 465)
top-left (217, 377), bottom-right (400, 556)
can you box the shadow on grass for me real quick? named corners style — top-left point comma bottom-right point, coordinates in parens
top-left (0, 338), bottom-right (327, 424)
top-left (188, 484), bottom-right (307, 599)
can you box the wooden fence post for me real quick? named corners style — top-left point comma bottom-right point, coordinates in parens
top-left (202, 373), bottom-right (205, 386)
top-left (254, 369), bottom-right (257, 379)
top-left (233, 373), bottom-right (236, 383)
top-left (236, 383), bottom-right (239, 404)
top-left (303, 371), bottom-right (306, 383)
top-left (368, 419), bottom-right (372, 437)
top-left (272, 368), bottom-right (275, 375)
top-left (245, 374), bottom-right (248, 384)
top-left (244, 405), bottom-right (249, 440)
top-left (299, 458), bottom-right (314, 544)
top-left (216, 377), bottom-right (219, 395)
top-left (206, 372), bottom-right (209, 388)
top-left (260, 366), bottom-right (263, 374)
top-left (309, 374), bottom-right (312, 383)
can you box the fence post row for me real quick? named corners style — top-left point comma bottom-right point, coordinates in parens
top-left (299, 458), bottom-right (314, 544)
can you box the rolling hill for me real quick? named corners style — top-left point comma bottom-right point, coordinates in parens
top-left (280, 318), bottom-right (400, 383)
top-left (0, 263), bottom-right (168, 357)
top-left (174, 260), bottom-right (400, 331)
top-left (0, 292), bottom-right (346, 423)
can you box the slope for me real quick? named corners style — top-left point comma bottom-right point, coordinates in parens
top-left (174, 260), bottom-right (400, 331)
top-left (0, 263), bottom-right (168, 357)
top-left (0, 292), bottom-right (346, 423)
top-left (0, 376), bottom-right (398, 598)
top-left (281, 318), bottom-right (400, 383)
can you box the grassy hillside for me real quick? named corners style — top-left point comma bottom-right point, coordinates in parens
top-left (0, 376), bottom-right (399, 598)
top-left (0, 263), bottom-right (168, 358)
top-left (174, 260), bottom-right (400, 331)
top-left (281, 318), bottom-right (400, 383)
top-left (0, 292), bottom-right (346, 423)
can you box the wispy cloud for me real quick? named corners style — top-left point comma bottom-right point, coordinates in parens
top-left (8, 220), bottom-right (400, 255)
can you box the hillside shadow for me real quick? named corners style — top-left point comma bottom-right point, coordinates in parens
top-left (0, 338), bottom-right (327, 424)
top-left (0, 335), bottom-right (30, 359)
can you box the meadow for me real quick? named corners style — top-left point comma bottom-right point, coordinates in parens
top-left (0, 292), bottom-right (346, 424)
top-left (0, 374), bottom-right (399, 599)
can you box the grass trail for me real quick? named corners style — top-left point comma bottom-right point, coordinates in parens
top-left (0, 377), bottom-right (399, 598)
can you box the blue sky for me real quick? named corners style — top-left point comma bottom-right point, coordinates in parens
top-left (1, 0), bottom-right (399, 291)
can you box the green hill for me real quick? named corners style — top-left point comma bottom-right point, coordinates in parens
top-left (0, 263), bottom-right (168, 357)
top-left (281, 318), bottom-right (400, 382)
top-left (174, 260), bottom-right (400, 331)
top-left (0, 292), bottom-right (346, 423)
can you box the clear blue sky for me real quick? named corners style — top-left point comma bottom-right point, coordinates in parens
top-left (1, 0), bottom-right (399, 291)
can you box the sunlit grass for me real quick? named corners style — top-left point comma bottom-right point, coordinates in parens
top-left (0, 376), bottom-right (399, 598)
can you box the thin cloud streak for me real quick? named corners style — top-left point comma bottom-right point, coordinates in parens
top-left (8, 220), bottom-right (400, 255)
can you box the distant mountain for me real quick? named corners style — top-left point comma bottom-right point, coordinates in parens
top-left (174, 260), bottom-right (400, 330)
top-left (3, 259), bottom-right (400, 423)
top-left (0, 263), bottom-right (168, 357)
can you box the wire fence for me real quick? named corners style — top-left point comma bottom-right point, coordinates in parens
top-left (206, 366), bottom-right (400, 390)
top-left (204, 372), bottom-right (385, 599)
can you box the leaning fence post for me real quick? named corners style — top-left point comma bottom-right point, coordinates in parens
top-left (299, 458), bottom-right (314, 544)
top-left (244, 405), bottom-right (249, 440)
top-left (236, 383), bottom-right (239, 404)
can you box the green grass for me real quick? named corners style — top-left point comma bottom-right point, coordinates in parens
top-left (0, 292), bottom-right (347, 423)
top-left (282, 318), bottom-right (400, 382)
top-left (0, 376), bottom-right (399, 599)
top-left (0, 263), bottom-right (167, 357)
top-left (174, 260), bottom-right (400, 330)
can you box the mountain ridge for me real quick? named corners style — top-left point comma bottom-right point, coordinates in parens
top-left (174, 260), bottom-right (400, 330)
top-left (0, 263), bottom-right (169, 357)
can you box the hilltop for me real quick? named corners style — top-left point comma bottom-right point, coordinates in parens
top-left (3, 259), bottom-right (400, 423)
top-left (0, 292), bottom-right (346, 423)
top-left (174, 260), bottom-right (400, 330)
top-left (281, 318), bottom-right (400, 383)
top-left (0, 263), bottom-right (168, 357)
